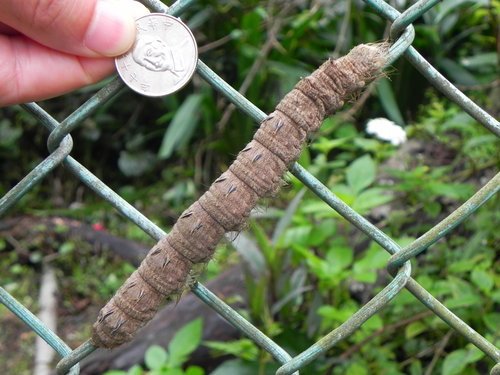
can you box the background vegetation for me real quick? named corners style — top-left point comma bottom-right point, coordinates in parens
top-left (0, 0), bottom-right (498, 374)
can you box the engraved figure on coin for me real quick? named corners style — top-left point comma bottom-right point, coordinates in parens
top-left (116, 13), bottom-right (198, 97)
top-left (132, 35), bottom-right (185, 77)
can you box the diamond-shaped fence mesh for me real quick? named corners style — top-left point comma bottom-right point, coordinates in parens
top-left (0, 0), bottom-right (499, 374)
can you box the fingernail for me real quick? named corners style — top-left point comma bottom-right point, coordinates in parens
top-left (84, 0), bottom-right (138, 57)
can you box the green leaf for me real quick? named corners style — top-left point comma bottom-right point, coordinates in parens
top-left (282, 225), bottom-right (313, 247)
top-left (346, 362), bottom-right (368, 375)
top-left (445, 294), bottom-right (482, 309)
top-left (59, 241), bottom-right (75, 255)
top-left (424, 201), bottom-right (442, 217)
top-left (483, 313), bottom-right (500, 332)
top-left (272, 188), bottom-right (306, 245)
top-left (363, 314), bottom-right (383, 331)
top-left (405, 321), bottom-right (427, 339)
top-left (204, 339), bottom-right (258, 361)
top-left (144, 345), bottom-right (168, 370)
top-left (471, 269), bottom-right (494, 294)
top-left (352, 269), bottom-right (376, 283)
top-left (185, 366), bottom-right (205, 375)
top-left (250, 221), bottom-right (274, 264)
top-left (297, 152), bottom-right (313, 176)
top-left (437, 58), bottom-right (479, 86)
top-left (376, 78), bottom-right (405, 126)
top-left (128, 365), bottom-right (144, 375)
top-left (357, 242), bottom-right (389, 269)
top-left (317, 305), bottom-right (357, 324)
top-left (463, 344), bottom-right (485, 364)
top-left (409, 360), bottom-right (423, 375)
top-left (346, 155), bottom-right (376, 194)
top-left (210, 359), bottom-right (259, 375)
top-left (460, 52), bottom-right (498, 70)
top-left (331, 184), bottom-right (356, 206)
top-left (434, 0), bottom-right (484, 25)
top-left (168, 318), bottom-right (203, 367)
top-left (426, 181), bottom-right (474, 201)
top-left (311, 136), bottom-right (351, 154)
top-left (353, 243), bottom-right (389, 283)
top-left (352, 188), bottom-right (393, 214)
top-left (464, 134), bottom-right (497, 152)
top-left (231, 232), bottom-right (266, 278)
top-left (442, 349), bottom-right (468, 375)
top-left (353, 137), bottom-right (382, 152)
top-left (307, 218), bottom-right (336, 247)
top-left (448, 259), bottom-right (476, 274)
top-left (268, 60), bottom-right (312, 93)
top-left (326, 246), bottom-right (353, 274)
top-left (163, 369), bottom-right (183, 375)
top-left (158, 94), bottom-right (203, 159)
top-left (103, 371), bottom-right (128, 375)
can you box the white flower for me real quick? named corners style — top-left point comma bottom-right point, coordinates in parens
top-left (366, 118), bottom-right (407, 146)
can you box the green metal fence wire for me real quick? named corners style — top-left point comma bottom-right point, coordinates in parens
top-left (0, 0), bottom-right (498, 374)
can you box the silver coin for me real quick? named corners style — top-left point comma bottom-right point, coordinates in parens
top-left (116, 14), bottom-right (198, 97)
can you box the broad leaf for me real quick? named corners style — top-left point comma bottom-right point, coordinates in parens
top-left (438, 58), bottom-right (479, 86)
top-left (185, 366), bottom-right (205, 375)
top-left (204, 339), bottom-right (258, 361)
top-left (210, 359), bottom-right (260, 375)
top-left (127, 366), bottom-right (143, 375)
top-left (352, 187), bottom-right (393, 214)
top-left (158, 94), bottom-right (203, 159)
top-left (442, 350), bottom-right (467, 375)
top-left (145, 345), bottom-right (168, 370)
top-left (405, 321), bottom-right (427, 339)
top-left (470, 269), bottom-right (494, 294)
top-left (346, 155), bottom-right (376, 195)
top-left (168, 318), bottom-right (203, 367)
top-left (376, 78), bottom-right (405, 126)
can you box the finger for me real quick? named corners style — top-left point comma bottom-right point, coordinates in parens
top-left (0, 35), bottom-right (115, 107)
top-left (0, 0), bottom-right (149, 58)
top-left (0, 22), bottom-right (18, 35)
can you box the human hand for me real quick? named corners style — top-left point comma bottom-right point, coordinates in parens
top-left (0, 0), bottom-right (149, 107)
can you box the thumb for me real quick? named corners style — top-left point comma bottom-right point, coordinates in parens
top-left (0, 0), bottom-right (149, 57)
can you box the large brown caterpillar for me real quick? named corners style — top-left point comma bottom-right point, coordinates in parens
top-left (91, 43), bottom-right (388, 348)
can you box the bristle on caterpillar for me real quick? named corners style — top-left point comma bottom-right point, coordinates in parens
top-left (91, 43), bottom-right (389, 348)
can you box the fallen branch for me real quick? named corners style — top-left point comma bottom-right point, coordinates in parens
top-left (33, 264), bottom-right (58, 375)
top-left (0, 215), bottom-right (148, 265)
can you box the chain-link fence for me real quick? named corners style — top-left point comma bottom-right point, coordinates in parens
top-left (1, 0), bottom-right (499, 374)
